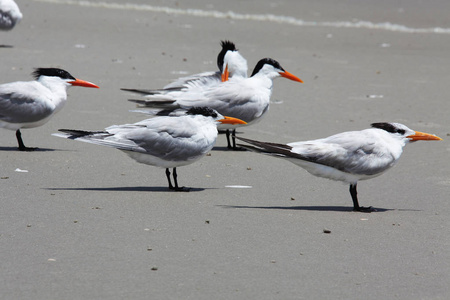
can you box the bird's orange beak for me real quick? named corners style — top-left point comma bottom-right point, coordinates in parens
top-left (218, 116), bottom-right (247, 125)
top-left (69, 78), bottom-right (100, 88)
top-left (407, 131), bottom-right (442, 141)
top-left (280, 71), bottom-right (303, 83)
top-left (221, 64), bottom-right (229, 82)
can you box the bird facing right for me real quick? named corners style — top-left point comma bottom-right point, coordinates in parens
top-left (127, 58), bottom-right (303, 150)
top-left (237, 122), bottom-right (442, 212)
top-left (53, 107), bottom-right (247, 191)
top-left (0, 68), bottom-right (99, 151)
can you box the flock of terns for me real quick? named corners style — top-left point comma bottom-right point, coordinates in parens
top-left (1, 1), bottom-right (443, 212)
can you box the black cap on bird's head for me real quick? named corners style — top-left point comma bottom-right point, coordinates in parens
top-left (371, 122), bottom-right (407, 135)
top-left (250, 58), bottom-right (303, 82)
top-left (32, 67), bottom-right (100, 88)
top-left (32, 68), bottom-right (76, 80)
top-left (220, 40), bottom-right (237, 52)
top-left (185, 106), bottom-right (247, 126)
top-left (186, 107), bottom-right (219, 118)
top-left (251, 58), bottom-right (283, 76)
top-left (217, 40), bottom-right (237, 72)
top-left (371, 122), bottom-right (442, 141)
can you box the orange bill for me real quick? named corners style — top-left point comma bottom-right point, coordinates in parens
top-left (221, 64), bottom-right (229, 82)
top-left (218, 116), bottom-right (247, 125)
top-left (280, 71), bottom-right (303, 83)
top-left (69, 78), bottom-right (100, 88)
top-left (407, 131), bottom-right (442, 141)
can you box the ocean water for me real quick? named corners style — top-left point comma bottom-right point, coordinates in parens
top-left (34, 0), bottom-right (450, 34)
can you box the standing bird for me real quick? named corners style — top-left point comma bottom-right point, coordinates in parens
top-left (0, 0), bottom-right (22, 30)
top-left (52, 107), bottom-right (247, 191)
top-left (122, 40), bottom-right (249, 149)
top-left (0, 68), bottom-right (99, 151)
top-left (127, 58), bottom-right (303, 149)
top-left (237, 123), bottom-right (442, 211)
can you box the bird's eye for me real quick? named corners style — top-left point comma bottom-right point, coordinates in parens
top-left (397, 129), bottom-right (406, 135)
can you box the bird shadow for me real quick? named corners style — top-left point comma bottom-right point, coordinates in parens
top-left (0, 45), bottom-right (14, 48)
top-left (45, 186), bottom-right (206, 193)
top-left (212, 146), bottom-right (248, 152)
top-left (0, 146), bottom-right (58, 152)
top-left (217, 204), bottom-right (404, 213)
top-left (212, 146), bottom-right (233, 151)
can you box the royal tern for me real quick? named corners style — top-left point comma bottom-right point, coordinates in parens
top-left (52, 107), bottom-right (247, 191)
top-left (122, 40), bottom-right (246, 97)
top-left (0, 68), bottom-right (99, 151)
top-left (237, 123), bottom-right (442, 211)
top-left (163, 40), bottom-right (248, 89)
top-left (0, 0), bottom-right (22, 30)
top-left (127, 58), bottom-right (303, 149)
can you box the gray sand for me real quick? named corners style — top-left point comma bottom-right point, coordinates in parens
top-left (1, 0), bottom-right (450, 299)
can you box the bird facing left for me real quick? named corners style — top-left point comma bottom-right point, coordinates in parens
top-left (0, 68), bottom-right (99, 151)
top-left (52, 107), bottom-right (247, 191)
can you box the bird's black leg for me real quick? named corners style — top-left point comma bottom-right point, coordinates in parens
top-left (231, 129), bottom-right (237, 149)
top-left (225, 129), bottom-right (245, 151)
top-left (172, 168), bottom-right (190, 192)
top-left (16, 129), bottom-right (36, 151)
top-left (350, 183), bottom-right (373, 212)
top-left (226, 130), bottom-right (232, 149)
top-left (166, 168), bottom-right (175, 190)
top-left (230, 129), bottom-right (246, 151)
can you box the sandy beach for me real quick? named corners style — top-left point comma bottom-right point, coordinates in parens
top-left (1, 0), bottom-right (450, 299)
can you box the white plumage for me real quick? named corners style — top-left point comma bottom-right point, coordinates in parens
top-left (237, 122), bottom-right (442, 211)
top-left (0, 0), bottom-right (22, 30)
top-left (0, 68), bottom-right (99, 150)
top-left (53, 107), bottom-right (247, 191)
top-left (126, 58), bottom-right (303, 149)
top-left (162, 40), bottom-right (248, 89)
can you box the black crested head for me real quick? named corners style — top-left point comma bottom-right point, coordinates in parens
top-left (220, 40), bottom-right (237, 52)
top-left (371, 122), bottom-right (406, 135)
top-left (32, 68), bottom-right (76, 80)
top-left (251, 58), bottom-right (284, 77)
top-left (186, 107), bottom-right (218, 118)
top-left (217, 40), bottom-right (237, 71)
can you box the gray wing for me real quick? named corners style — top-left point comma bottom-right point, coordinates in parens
top-left (56, 117), bottom-right (214, 162)
top-left (163, 71), bottom-right (220, 89)
top-left (0, 82), bottom-right (54, 123)
top-left (288, 131), bottom-right (397, 176)
top-left (122, 72), bottom-right (220, 98)
top-left (118, 117), bottom-right (214, 161)
top-left (238, 132), bottom-right (397, 176)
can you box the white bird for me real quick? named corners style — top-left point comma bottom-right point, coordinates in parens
top-left (126, 58), bottom-right (303, 150)
top-left (122, 40), bottom-right (247, 97)
top-left (237, 123), bottom-right (442, 211)
top-left (52, 107), bottom-right (247, 191)
top-left (122, 40), bottom-right (249, 149)
top-left (0, 0), bottom-right (22, 30)
top-left (0, 68), bottom-right (99, 151)
top-left (163, 40), bottom-right (248, 89)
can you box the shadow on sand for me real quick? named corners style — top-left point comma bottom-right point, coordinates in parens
top-left (0, 146), bottom-right (57, 152)
top-left (216, 204), bottom-right (413, 213)
top-left (45, 186), bottom-right (206, 193)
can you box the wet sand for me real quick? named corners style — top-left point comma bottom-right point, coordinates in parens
top-left (1, 0), bottom-right (450, 299)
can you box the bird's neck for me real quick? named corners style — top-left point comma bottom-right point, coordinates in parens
top-left (250, 74), bottom-right (274, 90)
top-left (39, 77), bottom-right (70, 110)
